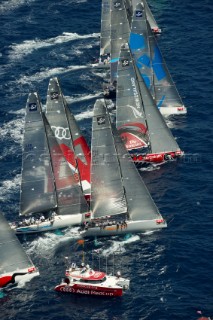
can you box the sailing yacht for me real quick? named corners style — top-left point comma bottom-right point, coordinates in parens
top-left (14, 92), bottom-right (90, 234)
top-left (0, 212), bottom-right (39, 288)
top-left (129, 2), bottom-right (187, 115)
top-left (80, 99), bottom-right (167, 238)
top-left (116, 43), bottom-right (183, 164)
top-left (45, 77), bottom-right (91, 198)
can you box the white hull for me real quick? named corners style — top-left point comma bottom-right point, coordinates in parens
top-left (159, 106), bottom-right (187, 116)
top-left (15, 214), bottom-right (82, 234)
top-left (80, 219), bottom-right (167, 238)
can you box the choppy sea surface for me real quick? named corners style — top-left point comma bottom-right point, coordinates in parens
top-left (0, 0), bottom-right (212, 319)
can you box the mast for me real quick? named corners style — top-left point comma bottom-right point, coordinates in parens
top-left (91, 99), bottom-right (127, 219)
top-left (19, 92), bottom-right (57, 216)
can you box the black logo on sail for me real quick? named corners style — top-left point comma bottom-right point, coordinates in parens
top-left (121, 59), bottom-right (129, 67)
top-left (50, 92), bottom-right (59, 100)
top-left (29, 103), bottom-right (37, 111)
top-left (97, 116), bottom-right (106, 125)
top-left (136, 10), bottom-right (143, 17)
top-left (114, 1), bottom-right (121, 8)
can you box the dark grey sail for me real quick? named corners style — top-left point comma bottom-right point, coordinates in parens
top-left (0, 212), bottom-right (38, 288)
top-left (20, 92), bottom-right (57, 216)
top-left (44, 117), bottom-right (89, 216)
top-left (100, 0), bottom-right (111, 56)
top-left (91, 99), bottom-right (127, 219)
top-left (148, 22), bottom-right (186, 113)
top-left (110, 0), bottom-right (130, 83)
top-left (45, 77), bottom-right (91, 195)
top-left (113, 126), bottom-right (163, 221)
top-left (116, 43), bottom-right (149, 151)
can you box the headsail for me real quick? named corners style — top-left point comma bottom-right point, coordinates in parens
top-left (148, 22), bottom-right (187, 114)
top-left (100, 0), bottom-right (111, 56)
top-left (110, 0), bottom-right (130, 84)
top-left (20, 92), bottom-right (57, 216)
top-left (91, 99), bottom-right (127, 219)
top-left (0, 212), bottom-right (39, 288)
top-left (45, 77), bottom-right (91, 195)
top-left (113, 125), bottom-right (163, 221)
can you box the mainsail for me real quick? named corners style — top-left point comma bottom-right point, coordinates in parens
top-left (90, 99), bottom-right (127, 219)
top-left (100, 0), bottom-right (111, 56)
top-left (116, 43), bottom-right (149, 151)
top-left (0, 212), bottom-right (39, 288)
top-left (20, 92), bottom-right (57, 216)
top-left (45, 77), bottom-right (91, 195)
top-left (130, 3), bottom-right (186, 115)
top-left (110, 0), bottom-right (130, 84)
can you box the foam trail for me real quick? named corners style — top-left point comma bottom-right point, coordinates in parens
top-left (0, 0), bottom-right (36, 14)
top-left (9, 32), bottom-right (99, 61)
top-left (75, 109), bottom-right (94, 121)
top-left (0, 174), bottom-right (21, 201)
top-left (65, 92), bottom-right (102, 104)
top-left (26, 227), bottom-right (80, 259)
top-left (0, 117), bottom-right (24, 145)
top-left (101, 235), bottom-right (140, 257)
top-left (16, 65), bottom-right (88, 85)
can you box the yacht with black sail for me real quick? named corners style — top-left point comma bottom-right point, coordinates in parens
top-left (13, 92), bottom-right (90, 234)
top-left (80, 99), bottom-right (167, 238)
top-left (0, 212), bottom-right (39, 288)
top-left (116, 42), bottom-right (183, 164)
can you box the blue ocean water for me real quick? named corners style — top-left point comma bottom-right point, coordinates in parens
top-left (0, 0), bottom-right (212, 319)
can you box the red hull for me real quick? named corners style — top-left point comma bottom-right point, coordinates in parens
top-left (131, 150), bottom-right (183, 164)
top-left (55, 284), bottom-right (123, 297)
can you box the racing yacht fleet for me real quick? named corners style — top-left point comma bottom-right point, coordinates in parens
top-left (1, 0), bottom-right (187, 296)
